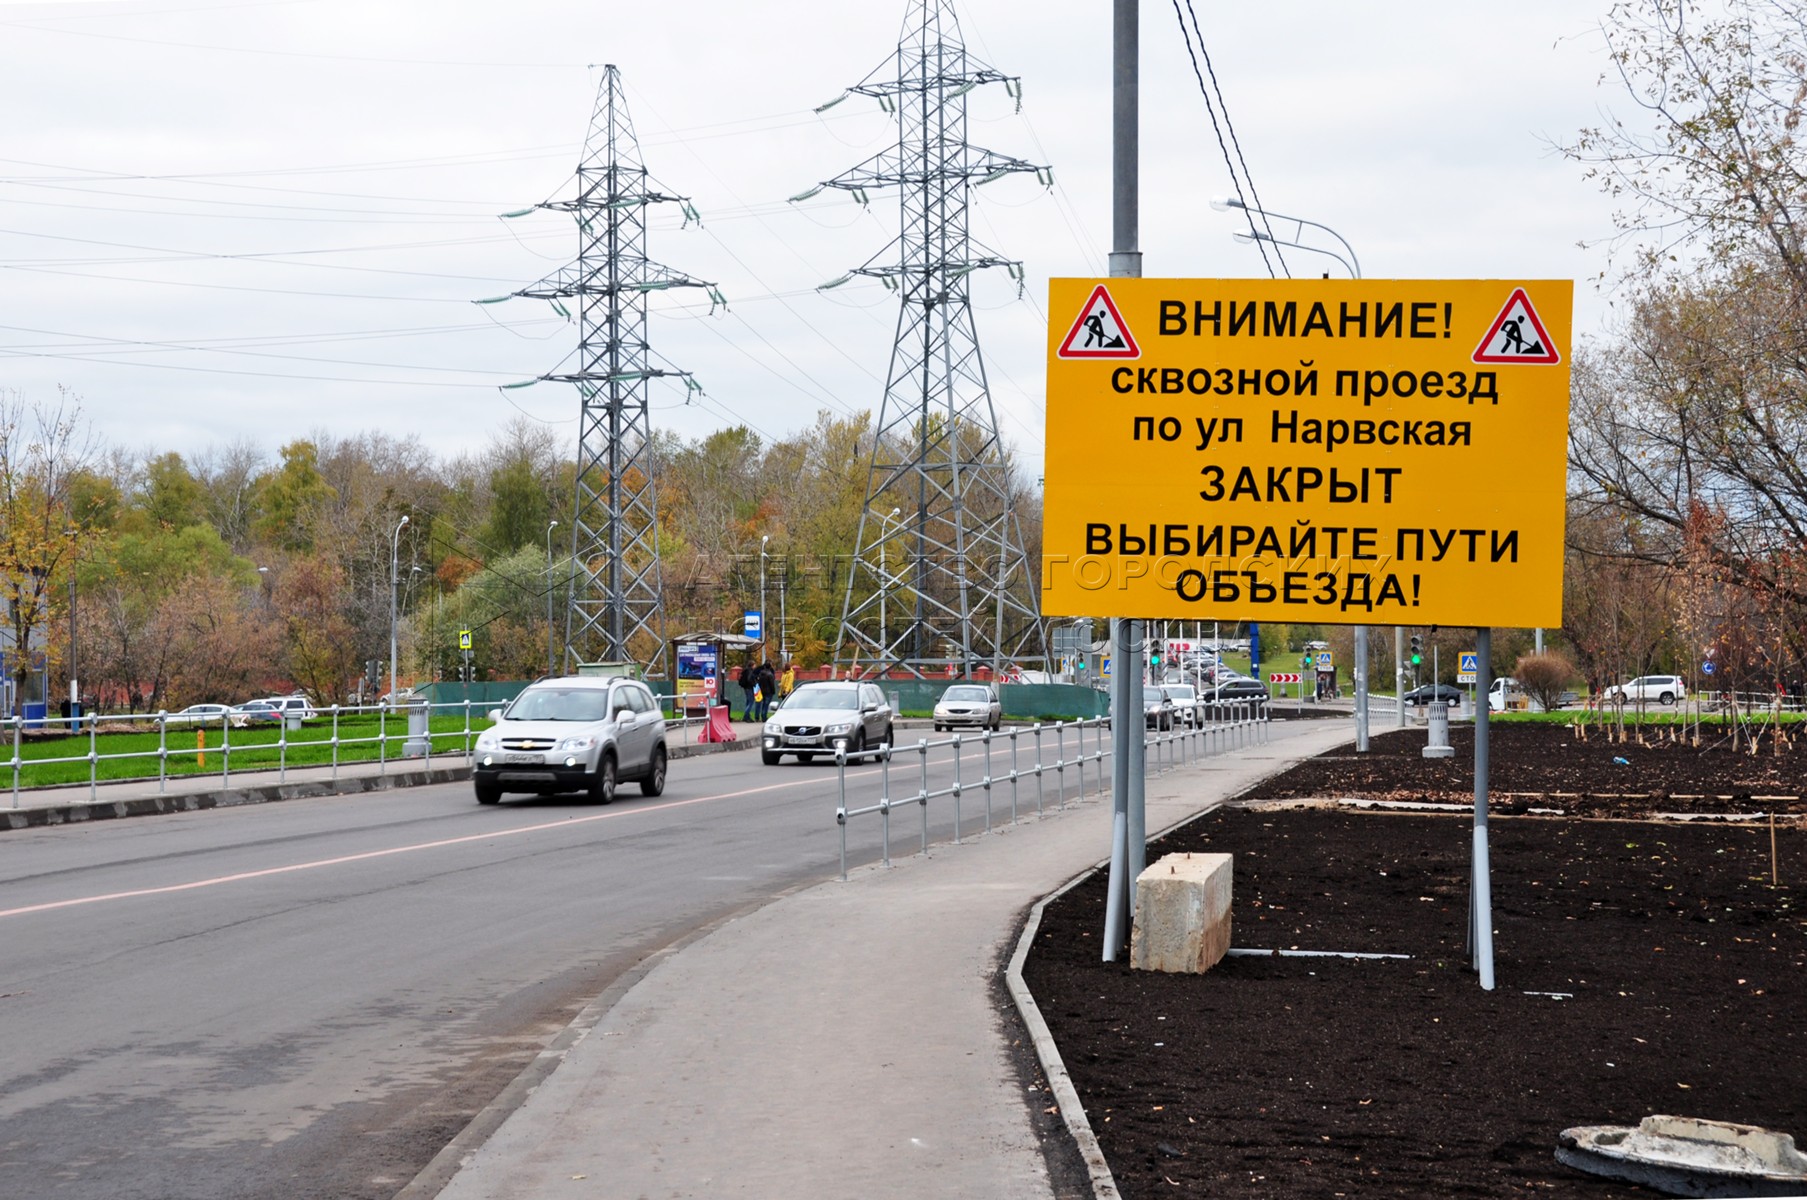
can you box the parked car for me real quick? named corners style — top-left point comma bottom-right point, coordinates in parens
top-left (933, 683), bottom-right (1001, 732)
top-left (1602, 675), bottom-right (1686, 706)
top-left (164, 703), bottom-right (232, 727)
top-left (471, 676), bottom-right (667, 805)
top-left (229, 700), bottom-right (284, 726)
top-left (1204, 678), bottom-right (1270, 713)
top-left (255, 694), bottom-right (316, 721)
top-left (1142, 686), bottom-right (1175, 731)
top-left (762, 681), bottom-right (893, 765)
top-left (1403, 683), bottom-right (1464, 707)
top-left (1162, 682), bottom-right (1204, 726)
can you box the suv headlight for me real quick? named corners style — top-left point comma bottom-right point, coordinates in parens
top-left (824, 720), bottom-right (854, 735)
top-left (476, 732), bottom-right (499, 750)
top-left (556, 734), bottom-right (597, 752)
top-left (763, 720), bottom-right (780, 734)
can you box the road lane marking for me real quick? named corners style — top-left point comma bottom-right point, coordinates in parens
top-left (0, 769), bottom-right (883, 921)
top-left (0, 738), bottom-right (1078, 921)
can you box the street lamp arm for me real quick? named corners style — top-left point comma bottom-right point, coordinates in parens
top-left (1234, 231), bottom-right (1359, 280)
top-left (1213, 196), bottom-right (1362, 279)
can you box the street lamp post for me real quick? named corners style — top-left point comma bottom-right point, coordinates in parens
top-left (389, 515), bottom-right (409, 700)
top-left (759, 535), bottom-right (769, 662)
top-left (546, 519), bottom-right (560, 678)
top-left (1210, 196), bottom-right (1382, 749)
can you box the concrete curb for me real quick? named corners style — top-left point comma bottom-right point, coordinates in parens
top-left (1004, 734), bottom-right (1354, 1199)
top-left (1006, 865), bottom-right (1125, 1200)
top-left (392, 869), bottom-right (824, 1200)
top-left (0, 734), bottom-right (757, 833)
top-left (0, 764), bottom-right (475, 831)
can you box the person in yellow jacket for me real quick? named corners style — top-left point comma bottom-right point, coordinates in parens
top-left (780, 663), bottom-right (796, 699)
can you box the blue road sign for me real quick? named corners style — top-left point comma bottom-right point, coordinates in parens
top-left (744, 610), bottom-right (762, 637)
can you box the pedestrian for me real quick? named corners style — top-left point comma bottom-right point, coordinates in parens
top-left (755, 660), bottom-right (777, 722)
top-left (780, 661), bottom-right (796, 699)
top-left (736, 661), bottom-right (755, 721)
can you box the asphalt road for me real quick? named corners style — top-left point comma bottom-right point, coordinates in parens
top-left (0, 736), bottom-right (1090, 1200)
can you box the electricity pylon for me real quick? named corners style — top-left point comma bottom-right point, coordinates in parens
top-left (513, 65), bottom-right (715, 675)
top-left (801, 0), bottom-right (1050, 679)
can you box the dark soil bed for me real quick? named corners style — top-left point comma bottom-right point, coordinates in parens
top-left (1024, 724), bottom-right (1807, 1198)
top-left (1241, 722), bottom-right (1805, 816)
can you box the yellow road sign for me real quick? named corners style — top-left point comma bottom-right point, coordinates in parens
top-left (458, 629), bottom-right (473, 651)
top-left (1043, 278), bottom-right (1572, 627)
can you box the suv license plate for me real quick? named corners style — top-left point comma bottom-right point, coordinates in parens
top-left (502, 752), bottom-right (544, 765)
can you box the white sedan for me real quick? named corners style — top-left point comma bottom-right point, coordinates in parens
top-left (163, 704), bottom-right (233, 728)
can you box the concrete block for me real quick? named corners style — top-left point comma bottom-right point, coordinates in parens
top-left (1130, 852), bottom-right (1233, 974)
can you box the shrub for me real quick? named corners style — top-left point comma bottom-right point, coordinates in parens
top-left (1514, 651), bottom-right (1576, 713)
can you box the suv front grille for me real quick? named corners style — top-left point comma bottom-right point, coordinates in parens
top-left (501, 737), bottom-right (557, 751)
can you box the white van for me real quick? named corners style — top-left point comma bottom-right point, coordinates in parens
top-left (1488, 677), bottom-right (1524, 712)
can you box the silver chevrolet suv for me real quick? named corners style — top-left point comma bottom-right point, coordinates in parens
top-left (472, 677), bottom-right (668, 805)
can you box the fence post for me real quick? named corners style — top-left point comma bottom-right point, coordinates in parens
top-left (1075, 719), bottom-right (1085, 801)
top-left (379, 702), bottom-right (387, 776)
top-left (222, 714), bottom-right (231, 788)
top-left (880, 742), bottom-right (893, 865)
top-left (331, 705), bottom-right (340, 780)
top-left (279, 711), bottom-right (288, 784)
top-left (1055, 723), bottom-right (1066, 808)
top-left (1034, 723), bottom-right (1045, 813)
top-left (464, 699), bottom-right (473, 760)
top-left (836, 746), bottom-right (849, 881)
top-left (981, 730), bottom-right (993, 836)
top-left (918, 737), bottom-right (930, 856)
top-left (1009, 728), bottom-right (1020, 824)
top-left (951, 733), bottom-right (964, 844)
top-left (157, 711), bottom-right (168, 794)
top-left (88, 712), bottom-right (99, 802)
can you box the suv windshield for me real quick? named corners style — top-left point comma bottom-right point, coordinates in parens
top-left (506, 687), bottom-right (612, 722)
top-left (944, 686), bottom-right (990, 702)
top-left (786, 686), bottom-right (859, 711)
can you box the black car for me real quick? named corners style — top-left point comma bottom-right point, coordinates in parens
top-left (1402, 683), bottom-right (1464, 707)
top-left (1204, 678), bottom-right (1269, 712)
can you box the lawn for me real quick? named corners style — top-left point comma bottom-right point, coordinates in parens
top-left (2, 712), bottom-right (486, 791)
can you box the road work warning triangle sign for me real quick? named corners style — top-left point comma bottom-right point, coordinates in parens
top-left (1057, 284), bottom-right (1140, 359)
top-left (1471, 287), bottom-right (1560, 364)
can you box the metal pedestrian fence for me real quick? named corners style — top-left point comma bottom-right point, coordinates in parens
top-left (831, 701), bottom-right (1270, 880)
top-left (4, 699), bottom-right (714, 807)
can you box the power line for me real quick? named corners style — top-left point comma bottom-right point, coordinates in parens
top-left (1168, 0), bottom-right (1284, 278)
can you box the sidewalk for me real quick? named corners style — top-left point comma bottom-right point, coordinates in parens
top-left (0, 717), bottom-right (770, 832)
top-left (418, 719), bottom-right (1356, 1200)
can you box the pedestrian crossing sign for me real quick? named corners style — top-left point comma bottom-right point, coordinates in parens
top-left (1459, 652), bottom-right (1479, 674)
top-left (1056, 284), bottom-right (1140, 359)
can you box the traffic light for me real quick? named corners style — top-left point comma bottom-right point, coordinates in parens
top-left (1149, 647), bottom-right (1161, 667)
top-left (1410, 635), bottom-right (1423, 666)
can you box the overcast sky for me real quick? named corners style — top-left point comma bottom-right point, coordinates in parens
top-left (0, 0), bottom-right (1629, 479)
